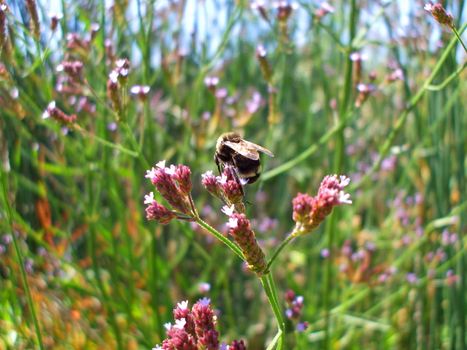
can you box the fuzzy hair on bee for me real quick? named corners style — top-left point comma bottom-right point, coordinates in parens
top-left (214, 132), bottom-right (274, 187)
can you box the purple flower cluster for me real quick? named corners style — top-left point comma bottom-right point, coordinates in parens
top-left (153, 299), bottom-right (246, 350)
top-left (292, 175), bottom-right (351, 235)
top-left (144, 161), bottom-right (195, 225)
top-left (284, 290), bottom-right (308, 332)
top-left (202, 168), bottom-right (245, 212)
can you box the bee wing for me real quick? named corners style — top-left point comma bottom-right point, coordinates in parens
top-left (224, 141), bottom-right (260, 160)
top-left (242, 140), bottom-right (274, 157)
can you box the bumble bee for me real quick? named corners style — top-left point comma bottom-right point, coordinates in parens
top-left (215, 132), bottom-right (274, 185)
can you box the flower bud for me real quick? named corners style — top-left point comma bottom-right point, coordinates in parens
top-left (424, 3), bottom-right (453, 27)
top-left (227, 213), bottom-right (267, 275)
top-left (42, 101), bottom-right (77, 124)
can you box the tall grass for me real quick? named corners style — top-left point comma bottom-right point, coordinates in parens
top-left (0, 0), bottom-right (465, 349)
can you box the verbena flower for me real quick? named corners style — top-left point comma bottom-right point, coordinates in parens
top-left (424, 2), bottom-right (453, 27)
top-left (202, 168), bottom-right (245, 211)
top-left (154, 299), bottom-right (246, 350)
top-left (224, 212), bottom-right (267, 275)
top-left (144, 192), bottom-right (176, 224)
top-left (56, 60), bottom-right (84, 82)
top-left (292, 175), bottom-right (351, 236)
top-left (130, 85), bottom-right (150, 100)
top-left (144, 161), bottom-right (194, 217)
top-left (273, 1), bottom-right (297, 21)
top-left (42, 101), bottom-right (77, 124)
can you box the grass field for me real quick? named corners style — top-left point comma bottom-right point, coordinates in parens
top-left (0, 0), bottom-right (466, 349)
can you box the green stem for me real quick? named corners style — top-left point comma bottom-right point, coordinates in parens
top-left (261, 273), bottom-right (286, 349)
top-left (1, 171), bottom-right (45, 350)
top-left (195, 217), bottom-right (244, 260)
top-left (451, 25), bottom-right (467, 53)
top-left (266, 233), bottom-right (296, 272)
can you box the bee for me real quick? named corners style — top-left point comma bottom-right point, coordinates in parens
top-left (215, 132), bottom-right (274, 186)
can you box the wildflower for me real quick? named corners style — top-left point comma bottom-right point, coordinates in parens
top-left (406, 272), bottom-right (418, 285)
top-left (273, 1), bottom-right (297, 22)
top-left (320, 248), bottom-right (330, 258)
top-left (355, 83), bottom-right (375, 107)
top-left (130, 85), bottom-right (150, 100)
top-left (251, 0), bottom-right (269, 22)
top-left (229, 340), bottom-right (247, 350)
top-left (256, 45), bottom-right (272, 82)
top-left (26, 0), bottom-right (40, 39)
top-left (49, 12), bottom-right (62, 31)
top-left (292, 193), bottom-right (314, 228)
top-left (144, 196), bottom-right (176, 224)
top-left (145, 162), bottom-right (192, 215)
top-left (156, 298), bottom-right (243, 350)
top-left (292, 175), bottom-right (351, 236)
top-left (56, 60), bottom-right (84, 81)
top-left (202, 171), bottom-right (222, 198)
top-left (315, 2), bottom-right (334, 19)
top-left (107, 71), bottom-right (120, 112)
top-left (445, 270), bottom-right (459, 286)
top-left (424, 3), bottom-right (453, 27)
top-left (226, 213), bottom-right (267, 275)
top-left (42, 101), bottom-right (77, 124)
top-left (198, 282), bottom-right (211, 294)
top-left (350, 52), bottom-right (367, 84)
top-left (192, 299), bottom-right (219, 349)
top-left (204, 76), bottom-right (219, 92)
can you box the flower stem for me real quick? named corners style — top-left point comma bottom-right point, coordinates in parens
top-left (1, 171), bottom-right (45, 350)
top-left (194, 217), bottom-right (245, 260)
top-left (451, 25), bottom-right (467, 53)
top-left (266, 232), bottom-right (296, 272)
top-left (261, 273), bottom-right (286, 349)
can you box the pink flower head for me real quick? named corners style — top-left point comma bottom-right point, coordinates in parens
top-left (42, 101), bottom-right (77, 124)
top-left (130, 85), bottom-right (150, 100)
top-left (292, 193), bottom-right (314, 224)
top-left (273, 1), bottom-right (298, 21)
top-left (145, 199), bottom-right (176, 224)
top-left (202, 171), bottom-right (222, 198)
top-left (227, 213), bottom-right (266, 275)
top-left (424, 2), bottom-right (453, 26)
top-left (292, 175), bottom-right (351, 235)
top-left (229, 340), bottom-right (247, 350)
top-left (191, 298), bottom-right (219, 349)
top-left (146, 162), bottom-right (192, 215)
top-left (56, 60), bottom-right (84, 82)
top-left (174, 164), bottom-right (192, 195)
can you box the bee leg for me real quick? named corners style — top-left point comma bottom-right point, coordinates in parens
top-left (215, 156), bottom-right (223, 175)
top-left (229, 164), bottom-right (245, 197)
